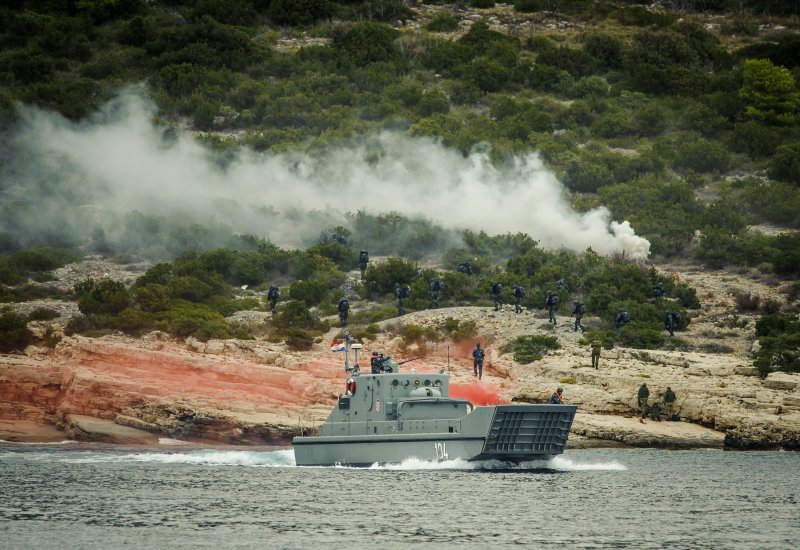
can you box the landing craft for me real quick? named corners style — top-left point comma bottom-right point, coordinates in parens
top-left (293, 337), bottom-right (577, 467)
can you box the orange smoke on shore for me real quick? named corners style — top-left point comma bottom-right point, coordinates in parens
top-left (450, 382), bottom-right (509, 405)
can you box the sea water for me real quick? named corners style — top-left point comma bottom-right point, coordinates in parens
top-left (1, 444), bottom-right (798, 549)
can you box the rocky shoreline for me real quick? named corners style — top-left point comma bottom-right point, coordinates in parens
top-left (2, 259), bottom-right (799, 451)
top-left (2, 304), bottom-right (798, 451)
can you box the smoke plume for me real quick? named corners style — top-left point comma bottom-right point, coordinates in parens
top-left (1, 90), bottom-right (650, 259)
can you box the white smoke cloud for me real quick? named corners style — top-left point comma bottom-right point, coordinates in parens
top-left (6, 90), bottom-right (650, 259)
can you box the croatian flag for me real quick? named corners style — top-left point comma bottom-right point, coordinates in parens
top-left (330, 339), bottom-right (346, 352)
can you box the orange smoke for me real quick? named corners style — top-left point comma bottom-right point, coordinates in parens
top-left (450, 382), bottom-right (508, 405)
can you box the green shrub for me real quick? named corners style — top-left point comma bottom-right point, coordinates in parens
top-left (0, 311), bottom-right (33, 352)
top-left (27, 307), bottom-right (59, 321)
top-left (502, 334), bottom-right (560, 364)
top-left (363, 257), bottom-right (419, 297)
top-left (753, 314), bottom-right (800, 377)
top-left (618, 326), bottom-right (664, 349)
top-left (285, 328), bottom-right (315, 351)
top-left (77, 279), bottom-right (131, 316)
top-left (267, 0), bottom-right (333, 26)
top-left (438, 318), bottom-right (478, 342)
top-left (768, 142), bottom-right (800, 185)
top-left (425, 13), bottom-right (459, 32)
top-left (272, 300), bottom-right (324, 331)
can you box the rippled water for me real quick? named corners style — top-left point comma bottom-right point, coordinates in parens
top-left (1, 443), bottom-right (798, 549)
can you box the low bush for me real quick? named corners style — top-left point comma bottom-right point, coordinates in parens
top-left (735, 291), bottom-right (761, 312)
top-left (425, 13), bottom-right (459, 33)
top-left (438, 318), bottom-right (477, 342)
top-left (0, 311), bottom-right (33, 352)
top-left (26, 307), bottom-right (60, 321)
top-left (502, 334), bottom-right (560, 364)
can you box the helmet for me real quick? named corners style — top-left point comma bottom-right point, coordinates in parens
top-left (476, 342), bottom-right (481, 347)
top-left (556, 387), bottom-right (563, 394)
top-left (372, 351), bottom-right (379, 356)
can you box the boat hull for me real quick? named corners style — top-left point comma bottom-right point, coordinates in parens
top-left (293, 404), bottom-right (577, 466)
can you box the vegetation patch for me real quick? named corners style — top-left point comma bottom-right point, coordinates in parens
top-left (502, 335), bottom-right (560, 364)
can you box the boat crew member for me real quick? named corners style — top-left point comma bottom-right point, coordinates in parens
top-left (549, 387), bottom-right (564, 404)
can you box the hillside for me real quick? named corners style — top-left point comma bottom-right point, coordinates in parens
top-left (1, 2), bottom-right (800, 447)
top-left (1, 256), bottom-right (798, 450)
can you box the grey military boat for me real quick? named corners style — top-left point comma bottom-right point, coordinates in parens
top-left (293, 343), bottom-right (577, 467)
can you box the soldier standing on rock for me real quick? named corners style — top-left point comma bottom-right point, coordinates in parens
top-left (637, 382), bottom-right (650, 424)
top-left (591, 339), bottom-right (602, 369)
top-left (663, 386), bottom-right (676, 420)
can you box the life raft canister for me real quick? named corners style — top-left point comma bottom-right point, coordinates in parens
top-left (345, 378), bottom-right (356, 395)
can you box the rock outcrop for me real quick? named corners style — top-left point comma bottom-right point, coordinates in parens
top-left (2, 262), bottom-right (799, 450)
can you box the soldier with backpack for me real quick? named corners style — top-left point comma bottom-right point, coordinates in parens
top-left (512, 284), bottom-right (526, 314)
top-left (665, 310), bottom-right (681, 337)
top-left (358, 250), bottom-right (369, 280)
top-left (490, 281), bottom-right (503, 311)
top-left (428, 278), bottom-right (444, 309)
top-left (338, 297), bottom-right (350, 326)
top-left (395, 283), bottom-right (411, 316)
top-left (572, 300), bottom-right (587, 333)
top-left (546, 291), bottom-right (560, 325)
top-left (267, 286), bottom-right (280, 315)
top-left (614, 308), bottom-right (630, 334)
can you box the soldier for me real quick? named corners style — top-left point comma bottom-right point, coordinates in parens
top-left (457, 260), bottom-right (473, 276)
top-left (614, 308), bottom-right (630, 334)
top-left (267, 286), bottom-right (280, 314)
top-left (591, 339), bottom-right (602, 369)
top-left (511, 284), bottom-right (526, 314)
top-left (637, 382), bottom-right (650, 424)
top-left (395, 282), bottom-right (410, 316)
top-left (653, 281), bottom-right (665, 298)
top-left (337, 297), bottom-right (350, 326)
top-left (370, 351), bottom-right (383, 374)
top-left (428, 278), bottom-right (444, 309)
top-left (546, 291), bottom-right (560, 325)
top-left (665, 310), bottom-right (681, 337)
top-left (490, 281), bottom-right (503, 311)
top-left (572, 299), bottom-right (587, 333)
top-left (556, 278), bottom-right (570, 292)
top-left (663, 386), bottom-right (676, 420)
top-left (549, 387), bottom-right (564, 404)
top-left (358, 250), bottom-right (369, 280)
top-left (472, 342), bottom-right (485, 380)
top-left (650, 397), bottom-right (663, 421)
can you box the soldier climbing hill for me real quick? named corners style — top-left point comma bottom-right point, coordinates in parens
top-left (267, 286), bottom-right (280, 315)
top-left (490, 281), bottom-right (503, 311)
top-left (338, 297), bottom-right (350, 327)
top-left (546, 291), bottom-right (560, 325)
top-left (572, 299), bottom-right (586, 333)
top-left (512, 284), bottom-right (526, 314)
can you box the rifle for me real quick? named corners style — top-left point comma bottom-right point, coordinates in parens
top-left (396, 356), bottom-right (422, 366)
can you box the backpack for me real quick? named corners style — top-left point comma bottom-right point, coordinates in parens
top-left (339, 299), bottom-right (349, 311)
top-left (576, 303), bottom-right (586, 315)
top-left (492, 283), bottom-right (502, 294)
top-left (514, 286), bottom-right (526, 298)
top-left (549, 294), bottom-right (560, 306)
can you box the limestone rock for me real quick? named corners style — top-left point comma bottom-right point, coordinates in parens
top-left (763, 373), bottom-right (798, 391)
top-left (65, 414), bottom-right (159, 444)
